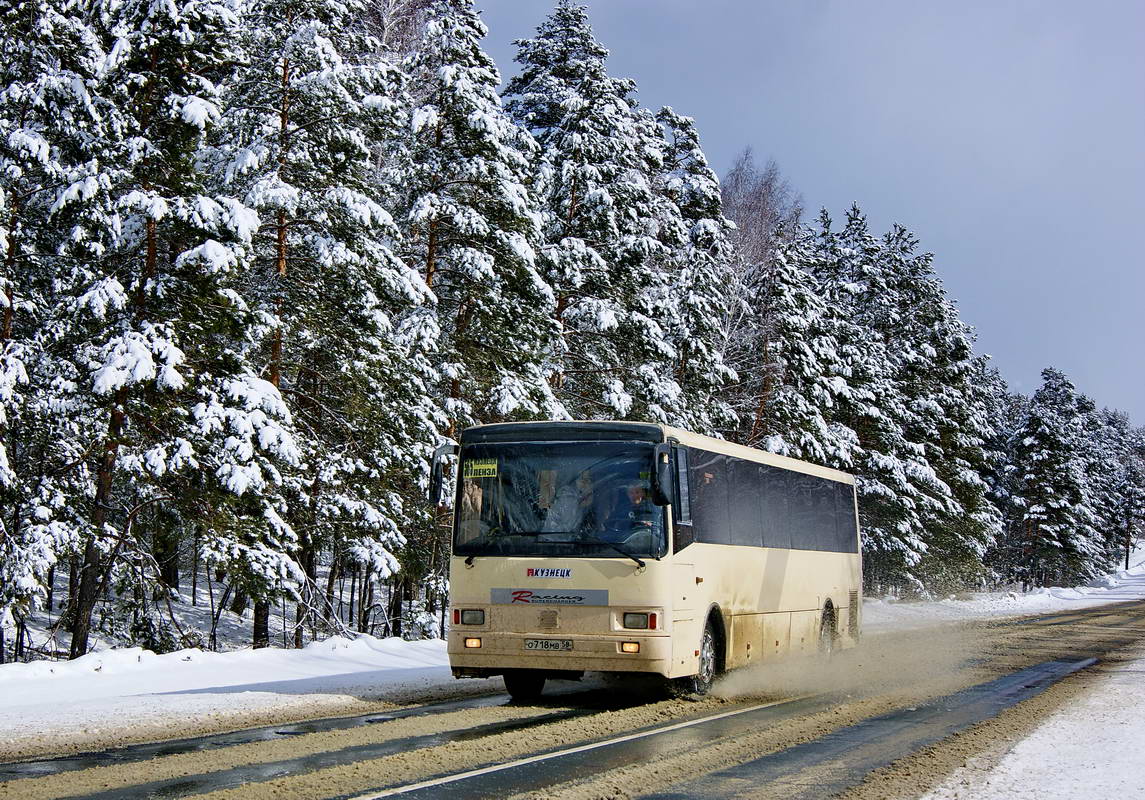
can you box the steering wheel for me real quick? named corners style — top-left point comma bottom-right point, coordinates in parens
top-left (603, 517), bottom-right (631, 533)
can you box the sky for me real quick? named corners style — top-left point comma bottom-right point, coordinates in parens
top-left (477, 0), bottom-right (1145, 422)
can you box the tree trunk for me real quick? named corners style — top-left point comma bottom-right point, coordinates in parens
top-left (2, 195), bottom-right (18, 342)
top-left (747, 332), bottom-right (773, 445)
top-left (387, 577), bottom-right (404, 639)
top-left (549, 295), bottom-right (571, 391)
top-left (191, 529), bottom-right (199, 606)
top-left (347, 566), bottom-right (357, 629)
top-left (259, 57), bottom-right (292, 653)
top-left (1127, 521), bottom-right (1133, 571)
top-left (1, 203), bottom-right (17, 637)
top-left (206, 568), bottom-right (216, 648)
top-left (358, 565), bottom-right (372, 633)
top-left (46, 565), bottom-right (55, 613)
top-left (294, 533), bottom-right (316, 648)
top-left (229, 588), bottom-right (249, 616)
top-left (423, 122), bottom-right (444, 289)
top-left (253, 600), bottom-right (270, 648)
top-left (364, 579), bottom-right (375, 636)
top-left (62, 557), bottom-right (80, 632)
top-left (69, 537), bottom-right (104, 659)
top-left (153, 523), bottom-right (180, 590)
top-left (71, 178), bottom-right (162, 659)
top-left (133, 552), bottom-right (145, 629)
top-left (70, 387), bottom-right (128, 659)
top-left (325, 545), bottom-right (339, 623)
top-left (269, 50), bottom-right (291, 388)
top-left (424, 218), bottom-right (439, 289)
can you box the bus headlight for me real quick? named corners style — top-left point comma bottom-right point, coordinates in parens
top-left (621, 641), bottom-right (640, 653)
top-left (460, 609), bottom-right (485, 625)
top-left (623, 612), bottom-right (656, 629)
top-left (464, 637), bottom-right (482, 648)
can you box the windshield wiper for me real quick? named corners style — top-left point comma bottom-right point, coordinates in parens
top-left (465, 531), bottom-right (647, 569)
top-left (568, 535), bottom-right (646, 569)
top-left (462, 529), bottom-right (548, 563)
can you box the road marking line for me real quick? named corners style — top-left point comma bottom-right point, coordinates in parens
top-left (350, 695), bottom-right (813, 799)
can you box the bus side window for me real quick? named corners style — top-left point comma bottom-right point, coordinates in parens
top-left (760, 465), bottom-right (792, 550)
top-left (835, 482), bottom-right (859, 553)
top-left (729, 457), bottom-right (764, 547)
top-left (673, 446), bottom-right (694, 552)
top-left (690, 450), bottom-right (731, 545)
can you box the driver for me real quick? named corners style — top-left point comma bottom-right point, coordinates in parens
top-left (603, 480), bottom-right (656, 539)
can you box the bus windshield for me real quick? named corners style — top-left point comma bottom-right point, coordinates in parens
top-left (453, 441), bottom-right (667, 559)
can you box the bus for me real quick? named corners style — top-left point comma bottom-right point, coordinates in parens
top-left (431, 420), bottom-right (861, 700)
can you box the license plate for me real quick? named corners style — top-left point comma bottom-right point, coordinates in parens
top-left (525, 638), bottom-right (573, 651)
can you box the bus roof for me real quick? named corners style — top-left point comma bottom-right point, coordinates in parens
top-left (662, 424), bottom-right (854, 485)
top-left (461, 420), bottom-right (663, 444)
top-left (459, 421), bottom-right (854, 485)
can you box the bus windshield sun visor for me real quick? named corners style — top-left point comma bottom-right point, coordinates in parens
top-left (453, 441), bottom-right (668, 560)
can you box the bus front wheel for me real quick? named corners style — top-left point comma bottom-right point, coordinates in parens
top-left (503, 669), bottom-right (546, 702)
top-left (673, 621), bottom-right (718, 697)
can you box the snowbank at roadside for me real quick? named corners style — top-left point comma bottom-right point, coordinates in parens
top-left (0, 634), bottom-right (448, 709)
top-left (0, 635), bottom-right (460, 759)
top-left (864, 546), bottom-right (1145, 632)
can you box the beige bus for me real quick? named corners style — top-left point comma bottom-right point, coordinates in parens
top-left (432, 421), bottom-right (861, 700)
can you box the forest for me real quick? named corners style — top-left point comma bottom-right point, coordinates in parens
top-left (2, 0), bottom-right (1143, 661)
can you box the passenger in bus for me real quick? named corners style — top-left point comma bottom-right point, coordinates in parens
top-left (458, 479), bottom-right (485, 542)
top-left (542, 471), bottom-right (596, 534)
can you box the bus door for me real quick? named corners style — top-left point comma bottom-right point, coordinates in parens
top-left (670, 445), bottom-right (701, 675)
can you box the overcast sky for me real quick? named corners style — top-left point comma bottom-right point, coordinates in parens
top-left (477, 0), bottom-right (1145, 422)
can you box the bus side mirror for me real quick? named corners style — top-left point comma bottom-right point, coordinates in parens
top-left (429, 443), bottom-right (458, 505)
top-left (651, 443), bottom-right (671, 506)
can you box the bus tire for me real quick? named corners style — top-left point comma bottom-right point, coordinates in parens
top-left (673, 620), bottom-right (718, 697)
top-left (503, 669), bottom-right (546, 702)
top-left (818, 603), bottom-right (837, 657)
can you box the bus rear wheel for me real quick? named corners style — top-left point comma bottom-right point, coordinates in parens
top-left (503, 669), bottom-right (546, 702)
top-left (818, 605), bottom-right (837, 657)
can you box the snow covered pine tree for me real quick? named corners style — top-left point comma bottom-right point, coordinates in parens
top-left (0, 0), bottom-right (113, 651)
top-left (650, 107), bottom-right (736, 432)
top-left (217, 0), bottom-right (441, 644)
top-left (505, 1), bottom-right (691, 423)
top-left (51, 0), bottom-right (300, 657)
top-left (1000, 367), bottom-right (1100, 588)
top-left (400, 0), bottom-right (561, 436)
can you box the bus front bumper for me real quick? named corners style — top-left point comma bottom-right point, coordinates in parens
top-left (447, 630), bottom-right (672, 677)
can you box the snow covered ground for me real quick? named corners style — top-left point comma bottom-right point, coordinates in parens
top-left (864, 547), bottom-right (1145, 631)
top-left (921, 646), bottom-right (1145, 798)
top-left (2, 547), bottom-right (1144, 772)
top-left (887, 545), bottom-right (1145, 797)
